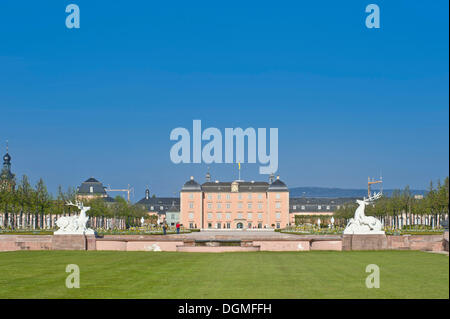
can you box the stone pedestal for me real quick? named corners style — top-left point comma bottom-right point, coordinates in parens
top-left (342, 234), bottom-right (387, 251)
top-left (52, 235), bottom-right (87, 250)
top-left (444, 231), bottom-right (449, 252)
top-left (86, 235), bottom-right (97, 250)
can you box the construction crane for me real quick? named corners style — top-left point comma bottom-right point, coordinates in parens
top-left (368, 176), bottom-right (383, 198)
top-left (105, 184), bottom-right (134, 203)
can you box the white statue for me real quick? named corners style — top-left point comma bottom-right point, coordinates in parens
top-left (54, 201), bottom-right (95, 235)
top-left (317, 218), bottom-right (321, 228)
top-left (140, 216), bottom-right (145, 226)
top-left (331, 216), bottom-right (335, 227)
top-left (344, 192), bottom-right (384, 235)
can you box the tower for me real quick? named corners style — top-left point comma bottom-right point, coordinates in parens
top-left (0, 141), bottom-right (15, 191)
top-left (269, 172), bottom-right (275, 184)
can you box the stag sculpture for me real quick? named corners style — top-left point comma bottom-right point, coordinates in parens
top-left (54, 200), bottom-right (95, 235)
top-left (343, 192), bottom-right (385, 234)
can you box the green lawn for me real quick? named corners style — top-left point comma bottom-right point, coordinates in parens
top-left (0, 250), bottom-right (448, 299)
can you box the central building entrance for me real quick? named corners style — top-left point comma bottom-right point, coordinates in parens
top-left (236, 222), bottom-right (244, 229)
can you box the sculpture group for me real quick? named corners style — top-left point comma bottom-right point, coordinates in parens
top-left (344, 192), bottom-right (385, 235)
top-left (54, 201), bottom-right (95, 235)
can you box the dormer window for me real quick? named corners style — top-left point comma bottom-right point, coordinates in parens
top-left (89, 186), bottom-right (93, 193)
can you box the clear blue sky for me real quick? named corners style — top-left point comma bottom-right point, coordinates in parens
top-left (0, 1), bottom-right (448, 199)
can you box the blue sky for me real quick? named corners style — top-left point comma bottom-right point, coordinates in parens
top-left (0, 1), bottom-right (448, 199)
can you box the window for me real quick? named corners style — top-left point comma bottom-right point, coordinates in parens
top-left (248, 193), bottom-right (252, 199)
top-left (189, 193), bottom-right (194, 199)
top-left (226, 222), bottom-right (231, 229)
top-left (217, 213), bottom-right (222, 220)
top-left (258, 213), bottom-right (263, 220)
top-left (248, 213), bottom-right (252, 220)
top-left (189, 223), bottom-right (194, 228)
top-left (238, 203), bottom-right (243, 209)
top-left (276, 213), bottom-right (281, 220)
top-left (326, 206), bottom-right (330, 210)
top-left (226, 213), bottom-right (231, 220)
top-left (207, 213), bottom-right (212, 220)
top-left (208, 223), bottom-right (212, 229)
top-left (189, 202), bottom-right (194, 209)
top-left (150, 206), bottom-right (154, 210)
top-left (217, 194), bottom-right (221, 200)
top-left (226, 203), bottom-right (231, 209)
top-left (258, 203), bottom-right (263, 209)
top-left (276, 223), bottom-right (280, 229)
top-left (237, 213), bottom-right (243, 219)
top-left (226, 194), bottom-right (230, 200)
top-left (188, 213), bottom-right (194, 220)
top-left (89, 186), bottom-right (93, 193)
top-left (301, 205), bottom-right (305, 210)
top-left (208, 203), bottom-right (212, 209)
top-left (248, 203), bottom-right (252, 209)
top-left (160, 206), bottom-right (164, 210)
top-left (318, 205), bottom-right (322, 210)
top-left (208, 194), bottom-right (212, 200)
top-left (248, 222), bottom-right (252, 228)
top-left (258, 194), bottom-right (263, 199)
top-left (217, 203), bottom-right (222, 209)
top-left (276, 193), bottom-right (280, 199)
top-left (238, 194), bottom-right (242, 200)
top-left (275, 202), bottom-right (281, 209)
top-left (293, 205), bottom-right (297, 210)
top-left (217, 223), bottom-right (221, 229)
top-left (258, 223), bottom-right (262, 229)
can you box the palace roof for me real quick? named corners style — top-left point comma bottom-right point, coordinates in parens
top-left (77, 177), bottom-right (107, 195)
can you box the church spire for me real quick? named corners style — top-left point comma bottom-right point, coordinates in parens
top-left (1, 140), bottom-right (15, 190)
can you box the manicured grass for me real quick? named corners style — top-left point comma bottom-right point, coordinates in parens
top-left (0, 250), bottom-right (448, 299)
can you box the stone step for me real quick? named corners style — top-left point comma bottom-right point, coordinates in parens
top-left (176, 245), bottom-right (260, 253)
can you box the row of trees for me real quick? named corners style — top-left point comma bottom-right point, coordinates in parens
top-left (0, 175), bottom-right (148, 230)
top-left (334, 177), bottom-right (449, 229)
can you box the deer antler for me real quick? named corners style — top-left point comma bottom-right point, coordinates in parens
top-left (366, 192), bottom-right (382, 202)
top-left (66, 201), bottom-right (77, 207)
top-left (66, 200), bottom-right (84, 209)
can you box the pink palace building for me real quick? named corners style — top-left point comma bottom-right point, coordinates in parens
top-left (180, 175), bottom-right (290, 230)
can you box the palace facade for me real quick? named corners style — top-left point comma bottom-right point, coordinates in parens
top-left (179, 176), bottom-right (290, 229)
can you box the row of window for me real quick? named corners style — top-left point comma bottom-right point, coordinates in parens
top-left (292, 205), bottom-right (338, 210)
top-left (187, 212), bottom-right (282, 221)
top-left (205, 222), bottom-right (282, 229)
top-left (187, 222), bottom-right (283, 229)
top-left (193, 202), bottom-right (282, 210)
top-left (188, 193), bottom-right (282, 200)
top-left (150, 206), bottom-right (167, 211)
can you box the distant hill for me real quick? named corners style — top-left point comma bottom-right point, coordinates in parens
top-left (289, 187), bottom-right (426, 198)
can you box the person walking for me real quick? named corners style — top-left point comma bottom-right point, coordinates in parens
top-left (176, 223), bottom-right (180, 234)
top-left (162, 222), bottom-right (167, 235)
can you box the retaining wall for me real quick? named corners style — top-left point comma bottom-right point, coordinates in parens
top-left (0, 233), bottom-right (446, 252)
